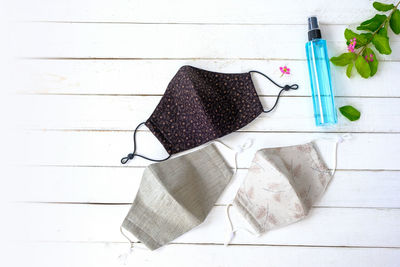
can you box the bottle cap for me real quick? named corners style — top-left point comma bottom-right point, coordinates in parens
top-left (308, 16), bottom-right (319, 31)
top-left (307, 16), bottom-right (322, 41)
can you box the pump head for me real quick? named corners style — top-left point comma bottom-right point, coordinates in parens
top-left (307, 16), bottom-right (322, 41)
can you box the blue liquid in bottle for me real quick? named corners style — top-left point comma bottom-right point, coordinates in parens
top-left (305, 17), bottom-right (337, 126)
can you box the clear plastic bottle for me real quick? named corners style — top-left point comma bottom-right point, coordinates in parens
top-left (305, 16), bottom-right (337, 126)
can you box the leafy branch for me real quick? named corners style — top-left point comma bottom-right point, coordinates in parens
top-left (330, 1), bottom-right (400, 79)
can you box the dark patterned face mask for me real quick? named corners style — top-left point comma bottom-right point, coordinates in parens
top-left (121, 66), bottom-right (298, 164)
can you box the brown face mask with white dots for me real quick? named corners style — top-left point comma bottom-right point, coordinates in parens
top-left (121, 65), bottom-right (298, 164)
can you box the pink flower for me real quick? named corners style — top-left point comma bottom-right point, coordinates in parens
top-left (365, 53), bottom-right (374, 62)
top-left (348, 38), bottom-right (356, 53)
top-left (279, 66), bottom-right (290, 77)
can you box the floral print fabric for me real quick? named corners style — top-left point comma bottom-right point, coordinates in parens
top-left (234, 141), bottom-right (332, 234)
top-left (145, 65), bottom-right (264, 155)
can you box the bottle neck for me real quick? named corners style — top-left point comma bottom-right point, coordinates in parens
top-left (308, 29), bottom-right (322, 41)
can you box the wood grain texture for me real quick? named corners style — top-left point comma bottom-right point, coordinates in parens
top-left (17, 166), bottom-right (400, 208)
top-left (9, 0), bottom-right (390, 25)
top-left (20, 95), bottom-right (400, 132)
top-left (17, 59), bottom-right (400, 96)
top-left (16, 203), bottom-right (400, 247)
top-left (11, 0), bottom-right (400, 265)
top-left (17, 242), bottom-right (400, 267)
top-left (14, 23), bottom-right (400, 59)
top-left (20, 131), bottom-right (400, 170)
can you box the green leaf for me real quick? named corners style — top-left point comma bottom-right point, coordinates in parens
top-left (346, 62), bottom-right (353, 78)
top-left (344, 29), bottom-right (372, 48)
top-left (359, 32), bottom-right (373, 43)
top-left (330, 53), bottom-right (356, 66)
top-left (339, 105), bottom-right (361, 121)
top-left (373, 2), bottom-right (394, 12)
top-left (363, 47), bottom-right (379, 76)
top-left (357, 14), bottom-right (387, 31)
top-left (372, 27), bottom-right (392, 54)
top-left (355, 55), bottom-right (371, 78)
top-left (390, 9), bottom-right (400, 34)
top-left (344, 28), bottom-right (358, 42)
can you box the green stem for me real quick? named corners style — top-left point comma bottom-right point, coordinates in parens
top-left (357, 0), bottom-right (400, 56)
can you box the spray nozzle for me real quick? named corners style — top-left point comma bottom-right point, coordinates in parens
top-left (307, 16), bottom-right (322, 41)
top-left (308, 17), bottom-right (319, 30)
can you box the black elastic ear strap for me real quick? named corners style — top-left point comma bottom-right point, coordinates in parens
top-left (121, 122), bottom-right (171, 164)
top-left (249, 70), bottom-right (299, 113)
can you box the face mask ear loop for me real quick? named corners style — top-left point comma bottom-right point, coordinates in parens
top-left (224, 204), bottom-right (260, 246)
top-left (214, 138), bottom-right (253, 177)
top-left (120, 226), bottom-right (135, 249)
top-left (224, 204), bottom-right (236, 246)
top-left (213, 140), bottom-right (238, 176)
top-left (330, 133), bottom-right (352, 176)
top-left (331, 140), bottom-right (339, 177)
top-left (118, 226), bottom-right (149, 263)
top-left (219, 139), bottom-right (259, 247)
top-left (119, 226), bottom-right (149, 251)
top-left (249, 70), bottom-right (299, 113)
top-left (316, 133), bottom-right (352, 176)
top-left (121, 122), bottom-right (171, 164)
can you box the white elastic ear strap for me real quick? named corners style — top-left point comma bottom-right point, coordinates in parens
top-left (224, 204), bottom-right (236, 246)
top-left (330, 133), bottom-right (352, 176)
top-left (224, 204), bottom-right (260, 246)
top-left (120, 226), bottom-right (134, 249)
top-left (214, 139), bottom-right (260, 246)
top-left (216, 140), bottom-right (238, 176)
top-left (214, 139), bottom-right (254, 177)
top-left (120, 226), bottom-right (148, 251)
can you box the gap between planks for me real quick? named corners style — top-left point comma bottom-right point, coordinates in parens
top-left (15, 201), bottom-right (400, 210)
top-left (18, 93), bottom-right (400, 98)
top-left (22, 20), bottom-right (352, 26)
top-left (26, 240), bottom-right (400, 249)
top-left (16, 57), bottom-right (400, 62)
top-left (24, 129), bottom-right (400, 134)
top-left (23, 165), bottom-right (400, 171)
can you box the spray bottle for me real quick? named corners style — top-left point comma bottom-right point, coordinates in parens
top-left (305, 16), bottom-right (337, 126)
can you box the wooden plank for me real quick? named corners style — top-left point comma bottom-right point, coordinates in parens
top-left (19, 95), bottom-right (400, 132)
top-left (17, 166), bottom-right (400, 208)
top-left (17, 59), bottom-right (400, 97)
top-left (8, 1), bottom-right (400, 265)
top-left (18, 242), bottom-right (400, 267)
top-left (19, 131), bottom-right (400, 170)
top-left (15, 23), bottom-right (400, 60)
top-left (10, 0), bottom-right (387, 25)
top-left (16, 203), bottom-right (400, 247)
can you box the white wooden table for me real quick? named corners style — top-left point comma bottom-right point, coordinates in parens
top-left (11, 0), bottom-right (400, 266)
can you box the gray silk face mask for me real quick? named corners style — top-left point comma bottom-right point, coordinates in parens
top-left (121, 142), bottom-right (235, 250)
top-left (225, 136), bottom-right (350, 244)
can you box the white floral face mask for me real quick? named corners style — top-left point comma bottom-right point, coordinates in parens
top-left (225, 135), bottom-right (350, 245)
